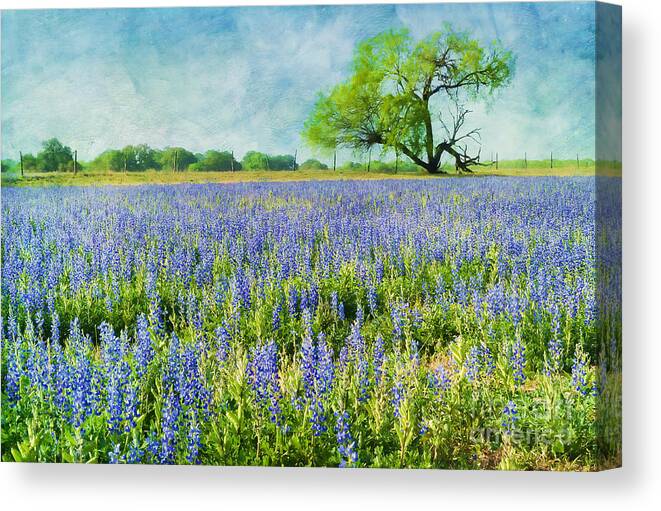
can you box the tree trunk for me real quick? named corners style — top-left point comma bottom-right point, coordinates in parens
top-left (422, 99), bottom-right (435, 165)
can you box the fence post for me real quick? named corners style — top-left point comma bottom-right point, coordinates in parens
top-left (550, 152), bottom-right (553, 169)
top-left (174, 150), bottom-right (179, 173)
top-left (231, 151), bottom-right (235, 172)
top-left (73, 150), bottom-right (77, 174)
top-left (266, 155), bottom-right (270, 170)
top-left (577, 154), bottom-right (579, 169)
top-left (19, 151), bottom-right (24, 177)
top-left (367, 148), bottom-right (371, 173)
top-left (524, 152), bottom-right (527, 169)
top-left (395, 152), bottom-right (399, 174)
top-left (293, 149), bottom-right (297, 171)
top-left (496, 152), bottom-right (499, 170)
top-left (333, 151), bottom-right (336, 172)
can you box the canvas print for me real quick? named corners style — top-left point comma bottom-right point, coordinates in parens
top-left (0, 2), bottom-right (621, 470)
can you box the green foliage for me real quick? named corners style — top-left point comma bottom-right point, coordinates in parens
top-left (268, 154), bottom-right (297, 170)
top-left (242, 151), bottom-right (297, 171)
top-left (242, 151), bottom-right (269, 170)
top-left (91, 149), bottom-right (125, 171)
top-left (90, 144), bottom-right (161, 172)
top-left (159, 147), bottom-right (198, 171)
top-left (190, 150), bottom-right (240, 171)
top-left (299, 158), bottom-right (329, 170)
top-left (21, 154), bottom-right (38, 171)
top-left (35, 138), bottom-right (74, 172)
top-left (302, 26), bottom-right (514, 173)
top-left (1, 159), bottom-right (16, 173)
top-left (129, 144), bottom-right (161, 171)
top-left (340, 161), bottom-right (364, 170)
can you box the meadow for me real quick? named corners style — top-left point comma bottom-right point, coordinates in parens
top-left (0, 177), bottom-right (621, 469)
top-left (0, 158), bottom-right (610, 188)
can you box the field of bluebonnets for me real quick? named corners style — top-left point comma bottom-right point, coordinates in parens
top-left (1, 177), bottom-right (620, 469)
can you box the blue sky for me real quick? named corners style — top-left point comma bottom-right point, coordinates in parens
top-left (1, 2), bottom-right (597, 163)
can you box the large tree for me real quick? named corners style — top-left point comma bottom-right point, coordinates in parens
top-left (303, 26), bottom-right (513, 173)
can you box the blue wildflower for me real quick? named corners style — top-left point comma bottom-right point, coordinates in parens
top-left (510, 339), bottom-right (526, 387)
top-left (501, 400), bottom-right (518, 436)
top-left (334, 411), bottom-right (358, 468)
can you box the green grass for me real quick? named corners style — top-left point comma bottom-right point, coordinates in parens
top-left (1, 163), bottom-right (607, 188)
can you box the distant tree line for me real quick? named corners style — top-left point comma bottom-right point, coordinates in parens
top-left (0, 138), bottom-right (421, 174)
top-left (2, 138), bottom-right (311, 173)
top-left (0, 137), bottom-right (598, 175)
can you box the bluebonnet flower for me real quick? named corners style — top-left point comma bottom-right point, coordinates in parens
top-left (344, 321), bottom-right (370, 402)
top-left (299, 287), bottom-right (309, 312)
top-left (300, 330), bottom-right (334, 435)
top-left (428, 365), bottom-right (451, 402)
top-left (391, 378), bottom-right (406, 419)
top-left (145, 432), bottom-right (160, 463)
top-left (435, 274), bottom-right (448, 308)
top-left (181, 344), bottom-right (211, 417)
top-left (408, 337), bottom-right (420, 365)
top-left (546, 337), bottom-right (563, 376)
top-left (214, 323), bottom-right (231, 363)
top-left (3, 344), bottom-right (20, 404)
top-left (571, 346), bottom-right (590, 396)
top-left (510, 339), bottom-right (526, 387)
top-left (247, 339), bottom-right (281, 425)
top-left (464, 346), bottom-right (482, 382)
top-left (356, 304), bottom-right (364, 326)
top-left (148, 298), bottom-right (164, 335)
top-left (391, 304), bottom-right (404, 340)
top-left (272, 300), bottom-right (281, 331)
top-left (482, 344), bottom-right (495, 376)
top-left (185, 410), bottom-right (202, 464)
top-left (375, 257), bottom-right (384, 283)
top-left (410, 307), bottom-right (423, 330)
top-left (122, 379), bottom-right (139, 432)
top-left (301, 308), bottom-right (313, 340)
top-left (316, 334), bottom-right (335, 396)
top-left (50, 310), bottom-right (60, 344)
top-left (134, 314), bottom-right (154, 379)
top-left (34, 310), bottom-right (44, 340)
top-left (367, 285), bottom-right (377, 315)
top-left (330, 291), bottom-right (339, 318)
top-left (163, 333), bottom-right (182, 395)
top-left (300, 326), bottom-right (317, 402)
top-left (334, 411), bottom-right (358, 467)
top-left (288, 286), bottom-right (298, 318)
top-left (309, 281), bottom-right (319, 313)
top-left (338, 344), bottom-right (348, 372)
top-left (545, 305), bottom-right (563, 375)
top-left (160, 390), bottom-right (180, 464)
top-left (501, 400), bottom-right (518, 436)
top-left (126, 441), bottom-right (144, 464)
top-left (100, 323), bottom-right (130, 433)
top-left (108, 443), bottom-right (122, 464)
top-left (373, 335), bottom-right (386, 386)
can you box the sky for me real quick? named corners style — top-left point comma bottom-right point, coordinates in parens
top-left (1, 2), bottom-right (597, 163)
